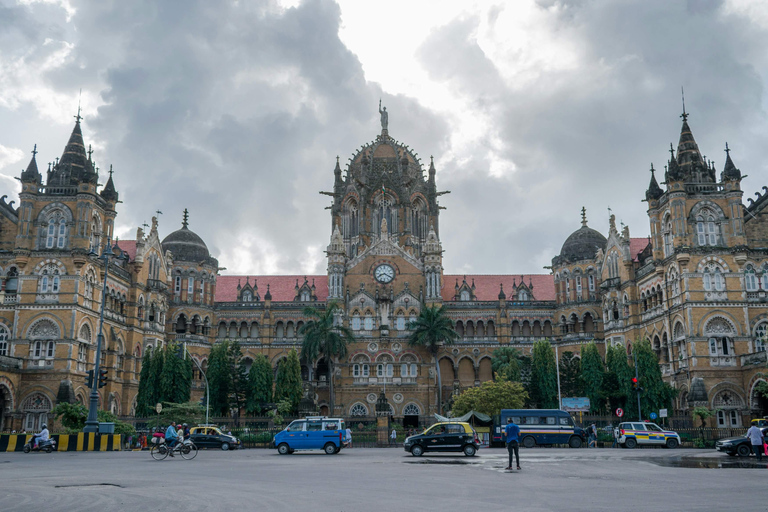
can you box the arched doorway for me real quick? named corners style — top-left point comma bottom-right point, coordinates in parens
top-left (752, 380), bottom-right (768, 416)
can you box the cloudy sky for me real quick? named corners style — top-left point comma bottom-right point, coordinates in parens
top-left (1, 0), bottom-right (767, 277)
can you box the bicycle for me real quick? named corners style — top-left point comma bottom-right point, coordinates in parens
top-left (150, 438), bottom-right (198, 460)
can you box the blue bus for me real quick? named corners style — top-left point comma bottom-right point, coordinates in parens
top-left (274, 417), bottom-right (347, 455)
top-left (492, 409), bottom-right (586, 448)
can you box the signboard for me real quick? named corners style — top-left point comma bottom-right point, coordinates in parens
top-left (561, 397), bottom-right (591, 412)
top-left (616, 408), bottom-right (624, 418)
top-left (649, 412), bottom-right (658, 420)
top-left (155, 403), bottom-right (163, 414)
top-left (659, 408), bottom-right (668, 418)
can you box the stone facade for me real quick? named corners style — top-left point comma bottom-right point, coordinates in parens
top-left (0, 110), bottom-right (766, 430)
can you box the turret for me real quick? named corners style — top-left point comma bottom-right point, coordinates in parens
top-left (20, 145), bottom-right (42, 185)
top-left (645, 164), bottom-right (663, 201)
top-left (721, 143), bottom-right (741, 182)
top-left (100, 165), bottom-right (119, 202)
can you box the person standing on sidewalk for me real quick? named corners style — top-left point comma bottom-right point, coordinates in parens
top-left (503, 417), bottom-right (521, 470)
top-left (746, 423), bottom-right (765, 461)
top-left (390, 428), bottom-right (397, 445)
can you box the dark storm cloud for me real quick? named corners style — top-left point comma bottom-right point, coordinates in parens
top-left (1, 0), bottom-right (766, 277)
top-left (418, 0), bottom-right (768, 274)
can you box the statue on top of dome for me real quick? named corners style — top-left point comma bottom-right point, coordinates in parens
top-left (379, 99), bottom-right (388, 131)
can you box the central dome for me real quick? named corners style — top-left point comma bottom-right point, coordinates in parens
top-left (558, 225), bottom-right (606, 263)
top-left (161, 211), bottom-right (210, 263)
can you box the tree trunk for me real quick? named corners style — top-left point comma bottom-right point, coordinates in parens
top-left (329, 358), bottom-right (335, 415)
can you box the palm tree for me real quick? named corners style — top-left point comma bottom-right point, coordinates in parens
top-left (407, 304), bottom-right (459, 414)
top-left (299, 301), bottom-right (355, 415)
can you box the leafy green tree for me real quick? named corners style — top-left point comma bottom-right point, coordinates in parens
top-left (605, 344), bottom-right (633, 416)
top-left (452, 377), bottom-right (527, 417)
top-left (274, 349), bottom-right (303, 413)
top-left (148, 401), bottom-right (205, 429)
top-left (559, 351), bottom-right (582, 398)
top-left (159, 342), bottom-right (192, 405)
top-left (135, 351), bottom-right (157, 417)
top-left (530, 340), bottom-right (558, 408)
top-left (227, 340), bottom-right (249, 413)
top-left (51, 402), bottom-right (135, 436)
top-left (634, 339), bottom-right (677, 418)
top-left (407, 304), bottom-right (459, 414)
top-left (299, 301), bottom-right (355, 414)
top-left (246, 354), bottom-right (273, 414)
top-left (491, 347), bottom-right (522, 382)
top-left (580, 343), bottom-right (605, 413)
top-left (207, 341), bottom-right (232, 416)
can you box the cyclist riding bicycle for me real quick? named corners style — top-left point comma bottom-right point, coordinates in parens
top-left (165, 421), bottom-right (179, 456)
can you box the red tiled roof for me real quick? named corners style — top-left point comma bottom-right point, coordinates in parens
top-left (115, 240), bottom-right (137, 261)
top-left (629, 237), bottom-right (651, 262)
top-left (442, 274), bottom-right (555, 302)
top-left (215, 275), bottom-right (328, 302)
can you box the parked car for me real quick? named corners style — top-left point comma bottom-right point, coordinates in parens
top-left (715, 427), bottom-right (768, 457)
top-left (403, 421), bottom-right (480, 457)
top-left (273, 417), bottom-right (346, 455)
top-left (614, 422), bottom-right (680, 449)
top-left (189, 426), bottom-right (241, 450)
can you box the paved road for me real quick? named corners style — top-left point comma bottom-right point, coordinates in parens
top-left (1, 447), bottom-right (765, 511)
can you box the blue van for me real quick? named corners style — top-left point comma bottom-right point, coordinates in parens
top-left (493, 409), bottom-right (586, 448)
top-left (274, 417), bottom-right (347, 455)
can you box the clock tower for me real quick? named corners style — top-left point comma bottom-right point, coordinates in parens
top-left (324, 107), bottom-right (446, 333)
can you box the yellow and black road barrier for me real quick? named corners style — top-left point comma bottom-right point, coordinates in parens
top-left (0, 433), bottom-right (122, 452)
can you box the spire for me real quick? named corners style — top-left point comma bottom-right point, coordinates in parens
top-left (100, 164), bottom-right (118, 202)
top-left (498, 283), bottom-right (506, 300)
top-left (645, 163), bottom-right (663, 201)
top-left (55, 116), bottom-right (89, 185)
top-left (264, 284), bottom-right (272, 301)
top-left (182, 208), bottom-right (189, 229)
top-left (580, 207), bottom-right (588, 227)
top-left (674, 106), bottom-right (709, 182)
top-left (21, 144), bottom-right (42, 184)
top-left (721, 142), bottom-right (741, 181)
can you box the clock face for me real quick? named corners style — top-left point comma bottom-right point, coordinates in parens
top-left (374, 264), bottom-right (395, 283)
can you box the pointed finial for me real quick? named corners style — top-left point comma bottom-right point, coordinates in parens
top-left (680, 86), bottom-right (688, 121)
top-left (87, 144), bottom-right (93, 160)
top-left (74, 103), bottom-right (82, 124)
top-left (156, 210), bottom-right (163, 217)
top-left (108, 164), bottom-right (113, 178)
top-left (182, 208), bottom-right (189, 228)
top-left (581, 206), bottom-right (587, 227)
top-left (31, 144), bottom-right (37, 157)
top-left (650, 163), bottom-right (655, 173)
top-left (724, 142), bottom-right (730, 156)
top-left (669, 142), bottom-right (675, 159)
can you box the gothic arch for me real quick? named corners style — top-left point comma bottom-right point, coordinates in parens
top-left (700, 314), bottom-right (738, 337)
top-left (26, 317), bottom-right (62, 339)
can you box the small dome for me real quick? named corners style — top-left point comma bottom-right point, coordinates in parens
top-left (558, 225), bottom-right (606, 263)
top-left (161, 209), bottom-right (210, 262)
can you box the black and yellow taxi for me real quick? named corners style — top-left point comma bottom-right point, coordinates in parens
top-left (189, 426), bottom-right (241, 450)
top-left (403, 421), bottom-right (480, 457)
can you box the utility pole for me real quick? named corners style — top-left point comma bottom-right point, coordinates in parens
top-left (633, 348), bottom-right (642, 421)
top-left (554, 340), bottom-right (562, 410)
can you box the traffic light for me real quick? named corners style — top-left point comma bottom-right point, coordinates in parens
top-left (98, 368), bottom-right (108, 388)
top-left (631, 377), bottom-right (638, 390)
top-left (85, 369), bottom-right (94, 388)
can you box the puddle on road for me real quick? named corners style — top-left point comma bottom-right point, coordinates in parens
top-left (55, 483), bottom-right (123, 488)
top-left (404, 459), bottom-right (479, 465)
top-left (645, 457), bottom-right (768, 470)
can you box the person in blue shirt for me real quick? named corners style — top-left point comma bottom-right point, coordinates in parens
top-left (165, 421), bottom-right (179, 456)
top-left (503, 417), bottom-right (521, 470)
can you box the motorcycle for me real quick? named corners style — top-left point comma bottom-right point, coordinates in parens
top-left (23, 437), bottom-right (57, 453)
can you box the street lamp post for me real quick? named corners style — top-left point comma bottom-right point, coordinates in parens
top-left (185, 345), bottom-right (210, 426)
top-left (83, 239), bottom-right (125, 433)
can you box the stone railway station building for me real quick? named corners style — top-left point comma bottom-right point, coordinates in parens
top-left (0, 110), bottom-right (766, 431)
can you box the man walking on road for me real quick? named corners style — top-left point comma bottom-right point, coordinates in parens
top-left (503, 417), bottom-right (521, 470)
top-left (746, 424), bottom-right (765, 461)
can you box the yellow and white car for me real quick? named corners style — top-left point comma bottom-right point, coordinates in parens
top-left (614, 421), bottom-right (680, 449)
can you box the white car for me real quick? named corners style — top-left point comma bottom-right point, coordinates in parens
top-left (614, 421), bottom-right (680, 449)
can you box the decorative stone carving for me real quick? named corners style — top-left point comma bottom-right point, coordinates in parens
top-left (392, 393), bottom-right (404, 404)
top-left (366, 393), bottom-right (377, 404)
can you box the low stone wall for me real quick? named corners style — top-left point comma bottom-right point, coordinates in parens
top-left (0, 433), bottom-right (122, 451)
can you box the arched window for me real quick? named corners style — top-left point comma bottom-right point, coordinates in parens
top-left (396, 313), bottom-right (405, 330)
top-left (137, 296), bottom-right (144, 320)
top-left (0, 325), bottom-right (8, 356)
top-left (5, 267), bottom-right (18, 297)
top-left (705, 318), bottom-right (734, 357)
top-left (44, 212), bottom-right (68, 249)
top-left (400, 355), bottom-right (418, 377)
top-left (696, 211), bottom-right (718, 246)
top-left (300, 290), bottom-right (311, 302)
top-left (364, 314), bottom-right (374, 331)
top-left (350, 403), bottom-right (368, 416)
top-left (29, 319), bottom-right (59, 359)
top-left (38, 264), bottom-right (61, 294)
top-left (77, 324), bottom-right (92, 371)
top-left (89, 214), bottom-right (102, 252)
top-left (460, 290), bottom-right (470, 301)
top-left (703, 269), bottom-right (712, 291)
top-left (22, 393), bottom-right (52, 431)
top-left (714, 269), bottom-right (725, 291)
top-left (351, 312), bottom-right (361, 331)
top-left (352, 355), bottom-right (370, 378)
top-left (403, 403), bottom-right (421, 416)
top-left (745, 265), bottom-right (758, 292)
top-left (242, 290), bottom-right (252, 302)
top-left (377, 354), bottom-right (393, 378)
top-left (755, 323), bottom-right (767, 353)
top-left (663, 216), bottom-right (673, 257)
